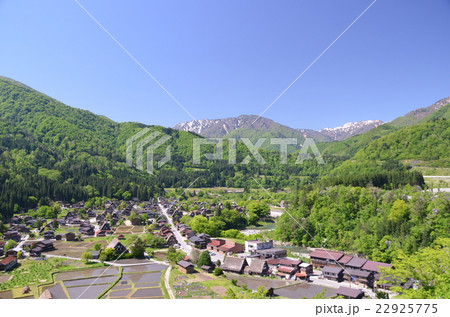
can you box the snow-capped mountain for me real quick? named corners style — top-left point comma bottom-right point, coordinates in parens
top-left (319, 120), bottom-right (384, 141)
top-left (174, 115), bottom-right (384, 142)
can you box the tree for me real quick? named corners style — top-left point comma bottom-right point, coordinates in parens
top-left (130, 237), bottom-right (146, 259)
top-left (213, 267), bottom-right (223, 276)
top-left (99, 252), bottom-right (107, 263)
top-left (388, 199), bottom-right (409, 222)
top-left (81, 251), bottom-right (93, 263)
top-left (4, 240), bottom-right (17, 252)
top-left (167, 246), bottom-right (184, 263)
top-left (0, 220), bottom-right (7, 235)
top-left (129, 212), bottom-right (141, 225)
top-left (197, 250), bottom-right (212, 268)
top-left (94, 243), bottom-right (102, 251)
top-left (379, 238), bottom-right (450, 299)
top-left (102, 248), bottom-right (118, 261)
top-left (246, 201), bottom-right (270, 225)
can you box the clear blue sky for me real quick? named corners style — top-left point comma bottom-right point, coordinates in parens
top-left (1, 0), bottom-right (449, 130)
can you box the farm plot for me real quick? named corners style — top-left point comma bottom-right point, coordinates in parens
top-left (48, 240), bottom-right (109, 258)
top-left (103, 264), bottom-right (167, 299)
top-left (114, 226), bottom-right (146, 235)
top-left (274, 283), bottom-right (338, 299)
top-left (55, 267), bottom-right (119, 281)
top-left (50, 267), bottom-right (121, 299)
top-left (226, 274), bottom-right (298, 290)
top-left (41, 283), bottom-right (67, 299)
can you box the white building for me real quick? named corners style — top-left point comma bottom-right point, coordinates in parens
top-left (245, 239), bottom-right (274, 253)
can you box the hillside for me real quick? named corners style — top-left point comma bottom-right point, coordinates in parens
top-left (0, 77), bottom-right (343, 217)
top-left (389, 97), bottom-right (450, 128)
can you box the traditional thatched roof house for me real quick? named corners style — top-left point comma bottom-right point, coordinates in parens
top-left (107, 238), bottom-right (128, 254)
top-left (246, 259), bottom-right (269, 276)
top-left (221, 256), bottom-right (247, 274)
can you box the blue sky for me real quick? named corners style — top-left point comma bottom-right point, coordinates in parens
top-left (0, 0), bottom-right (449, 130)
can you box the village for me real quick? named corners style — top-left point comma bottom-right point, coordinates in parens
top-left (0, 195), bottom-right (411, 299)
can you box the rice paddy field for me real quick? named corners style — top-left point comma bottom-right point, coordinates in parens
top-left (0, 258), bottom-right (167, 299)
top-left (48, 240), bottom-right (110, 258)
top-left (103, 263), bottom-right (167, 299)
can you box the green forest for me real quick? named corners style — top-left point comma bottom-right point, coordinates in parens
top-left (0, 76), bottom-right (448, 222)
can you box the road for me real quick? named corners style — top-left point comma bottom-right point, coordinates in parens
top-left (159, 203), bottom-right (192, 256)
top-left (164, 266), bottom-right (175, 299)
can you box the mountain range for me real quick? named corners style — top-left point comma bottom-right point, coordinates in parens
top-left (0, 75), bottom-right (449, 218)
top-left (174, 97), bottom-right (450, 151)
top-left (174, 115), bottom-right (384, 143)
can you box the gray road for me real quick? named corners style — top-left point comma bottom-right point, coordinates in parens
top-left (159, 203), bottom-right (192, 256)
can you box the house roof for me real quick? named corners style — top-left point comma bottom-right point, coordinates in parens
top-left (309, 249), bottom-right (344, 261)
top-left (277, 265), bottom-right (296, 274)
top-left (221, 257), bottom-right (246, 272)
top-left (208, 239), bottom-right (225, 246)
top-left (39, 289), bottom-right (53, 299)
top-left (361, 261), bottom-right (392, 272)
top-left (345, 268), bottom-right (373, 278)
top-left (300, 262), bottom-right (312, 268)
top-left (189, 236), bottom-right (205, 243)
top-left (177, 260), bottom-right (193, 269)
top-left (267, 258), bottom-right (280, 266)
top-left (0, 256), bottom-right (17, 265)
top-left (248, 259), bottom-right (267, 274)
top-left (337, 255), bottom-right (353, 264)
top-left (277, 259), bottom-right (301, 266)
top-left (346, 257), bottom-right (367, 268)
top-left (295, 272), bottom-right (307, 277)
top-left (322, 266), bottom-right (343, 274)
top-left (337, 286), bottom-right (364, 298)
top-left (255, 248), bottom-right (286, 255)
top-left (107, 237), bottom-right (122, 249)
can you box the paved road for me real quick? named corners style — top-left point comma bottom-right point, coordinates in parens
top-left (159, 203), bottom-right (192, 256)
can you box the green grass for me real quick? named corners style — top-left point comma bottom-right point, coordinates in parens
top-left (0, 258), bottom-right (106, 292)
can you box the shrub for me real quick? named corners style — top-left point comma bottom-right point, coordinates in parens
top-left (213, 268), bottom-right (223, 276)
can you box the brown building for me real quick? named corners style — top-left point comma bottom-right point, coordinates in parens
top-left (336, 286), bottom-right (364, 299)
top-left (309, 249), bottom-right (344, 268)
top-left (216, 241), bottom-right (244, 255)
top-left (343, 269), bottom-right (374, 287)
top-left (0, 256), bottom-right (17, 272)
top-left (221, 256), bottom-right (247, 274)
top-left (177, 260), bottom-right (195, 274)
top-left (322, 266), bottom-right (344, 282)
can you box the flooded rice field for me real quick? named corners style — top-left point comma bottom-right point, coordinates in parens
top-left (42, 283), bottom-right (68, 299)
top-left (56, 267), bottom-right (119, 281)
top-left (122, 263), bottom-right (167, 273)
top-left (122, 272), bottom-right (162, 283)
top-left (274, 283), bottom-right (338, 299)
top-left (109, 289), bottom-right (133, 297)
top-left (131, 288), bottom-right (163, 298)
top-left (66, 284), bottom-right (110, 299)
top-left (63, 275), bottom-right (117, 287)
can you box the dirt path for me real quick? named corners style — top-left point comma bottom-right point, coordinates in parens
top-left (164, 266), bottom-right (175, 299)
